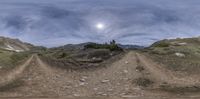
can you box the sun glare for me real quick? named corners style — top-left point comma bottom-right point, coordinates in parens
top-left (96, 23), bottom-right (105, 30)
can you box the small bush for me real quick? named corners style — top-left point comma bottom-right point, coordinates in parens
top-left (58, 52), bottom-right (68, 58)
top-left (84, 42), bottom-right (123, 51)
top-left (134, 77), bottom-right (153, 87)
top-left (136, 66), bottom-right (145, 72)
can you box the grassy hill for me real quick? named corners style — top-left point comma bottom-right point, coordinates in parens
top-left (142, 37), bottom-right (200, 74)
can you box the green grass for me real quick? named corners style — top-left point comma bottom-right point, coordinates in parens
top-left (0, 49), bottom-right (30, 70)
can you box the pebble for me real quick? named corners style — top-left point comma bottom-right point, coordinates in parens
top-left (93, 87), bottom-right (98, 91)
top-left (82, 76), bottom-right (88, 79)
top-left (133, 87), bottom-right (141, 90)
top-left (108, 88), bottom-right (113, 91)
top-left (121, 95), bottom-right (137, 98)
top-left (80, 78), bottom-right (86, 82)
top-left (125, 61), bottom-right (129, 64)
top-left (97, 92), bottom-right (103, 95)
top-left (120, 93), bottom-right (126, 95)
top-left (73, 94), bottom-right (80, 97)
top-left (123, 70), bottom-right (128, 73)
top-left (175, 52), bottom-right (185, 57)
top-left (101, 79), bottom-right (110, 83)
top-left (101, 93), bottom-right (107, 96)
top-left (28, 78), bottom-right (32, 81)
top-left (125, 88), bottom-right (129, 91)
top-left (79, 82), bottom-right (85, 86)
top-left (63, 85), bottom-right (72, 89)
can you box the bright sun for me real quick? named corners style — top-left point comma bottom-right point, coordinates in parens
top-left (96, 23), bottom-right (105, 30)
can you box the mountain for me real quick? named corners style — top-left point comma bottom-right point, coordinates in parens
top-left (0, 36), bottom-right (34, 52)
top-left (53, 42), bottom-right (145, 51)
top-left (117, 44), bottom-right (145, 49)
top-left (51, 42), bottom-right (95, 51)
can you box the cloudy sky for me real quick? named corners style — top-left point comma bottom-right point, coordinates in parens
top-left (0, 0), bottom-right (200, 47)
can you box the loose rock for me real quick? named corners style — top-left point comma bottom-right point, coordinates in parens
top-left (101, 79), bottom-right (110, 83)
top-left (175, 53), bottom-right (185, 57)
top-left (123, 70), bottom-right (128, 73)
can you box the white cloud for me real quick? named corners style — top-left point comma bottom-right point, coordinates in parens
top-left (0, 0), bottom-right (200, 47)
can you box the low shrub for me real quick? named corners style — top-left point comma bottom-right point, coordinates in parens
top-left (84, 42), bottom-right (123, 51)
top-left (134, 77), bottom-right (153, 87)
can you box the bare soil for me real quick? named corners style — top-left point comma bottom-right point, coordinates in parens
top-left (0, 51), bottom-right (200, 98)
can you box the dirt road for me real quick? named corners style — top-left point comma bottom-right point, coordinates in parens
top-left (0, 56), bottom-right (33, 88)
top-left (0, 52), bottom-right (200, 98)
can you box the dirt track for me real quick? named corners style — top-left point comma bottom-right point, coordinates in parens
top-left (0, 51), bottom-right (200, 98)
top-left (0, 56), bottom-right (33, 88)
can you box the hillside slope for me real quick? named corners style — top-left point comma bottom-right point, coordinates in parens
top-left (0, 37), bottom-right (34, 52)
top-left (143, 37), bottom-right (200, 75)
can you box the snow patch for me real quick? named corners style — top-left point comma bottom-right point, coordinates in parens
top-left (4, 44), bottom-right (24, 52)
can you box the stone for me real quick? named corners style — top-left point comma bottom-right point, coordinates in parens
top-left (93, 87), bottom-right (98, 91)
top-left (80, 78), bottom-right (86, 82)
top-left (73, 94), bottom-right (80, 97)
top-left (63, 85), bottom-right (72, 89)
top-left (123, 70), bottom-right (128, 73)
top-left (175, 53), bottom-right (185, 57)
top-left (82, 76), bottom-right (88, 79)
top-left (101, 93), bottom-right (107, 96)
top-left (101, 79), bottom-right (110, 83)
top-left (108, 88), bottom-right (113, 91)
top-left (97, 92), bottom-right (103, 95)
top-left (79, 82), bottom-right (85, 86)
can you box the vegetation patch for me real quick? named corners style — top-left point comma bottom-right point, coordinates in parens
top-left (0, 50), bottom-right (31, 70)
top-left (136, 66), bottom-right (145, 72)
top-left (151, 40), bottom-right (170, 48)
top-left (159, 84), bottom-right (200, 93)
top-left (0, 79), bottom-right (24, 92)
top-left (133, 77), bottom-right (154, 87)
top-left (84, 40), bottom-right (123, 51)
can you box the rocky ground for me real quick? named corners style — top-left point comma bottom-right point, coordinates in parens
top-left (0, 51), bottom-right (200, 98)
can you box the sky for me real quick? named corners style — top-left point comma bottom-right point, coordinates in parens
top-left (0, 0), bottom-right (200, 47)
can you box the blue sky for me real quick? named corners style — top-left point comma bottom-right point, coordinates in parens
top-left (0, 0), bottom-right (200, 47)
